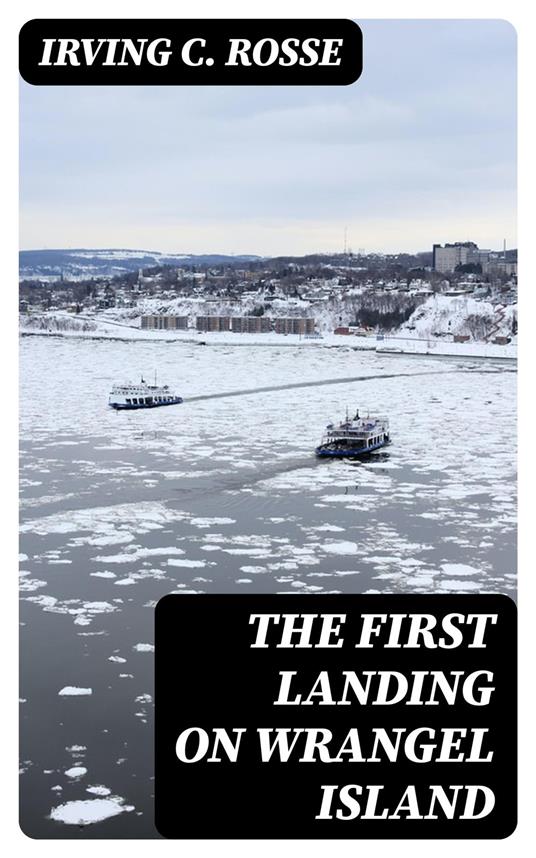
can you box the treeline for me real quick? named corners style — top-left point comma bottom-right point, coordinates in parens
top-left (351, 292), bottom-right (425, 331)
top-left (356, 306), bottom-right (416, 330)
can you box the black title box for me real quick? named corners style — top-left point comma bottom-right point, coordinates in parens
top-left (20, 19), bottom-right (363, 86)
top-left (155, 594), bottom-right (516, 839)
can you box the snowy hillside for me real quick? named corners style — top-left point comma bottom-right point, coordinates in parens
top-left (20, 313), bottom-right (99, 334)
top-left (81, 292), bottom-right (518, 342)
top-left (85, 289), bottom-right (414, 335)
top-left (20, 292), bottom-right (518, 345)
top-left (400, 295), bottom-right (517, 342)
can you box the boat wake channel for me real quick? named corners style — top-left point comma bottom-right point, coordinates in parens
top-left (184, 366), bottom-right (509, 404)
top-left (164, 365), bottom-right (511, 505)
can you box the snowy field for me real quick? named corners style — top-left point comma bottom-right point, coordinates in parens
top-left (19, 336), bottom-right (516, 836)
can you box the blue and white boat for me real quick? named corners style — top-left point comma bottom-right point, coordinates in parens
top-left (109, 377), bottom-right (183, 410)
top-left (316, 410), bottom-right (391, 458)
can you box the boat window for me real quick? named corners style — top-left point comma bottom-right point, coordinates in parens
top-left (126, 398), bottom-right (131, 404)
top-left (133, 398), bottom-right (137, 404)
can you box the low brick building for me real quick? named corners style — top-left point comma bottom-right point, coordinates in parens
top-left (274, 317), bottom-right (315, 335)
top-left (196, 316), bottom-right (231, 332)
top-left (231, 316), bottom-right (273, 333)
top-left (141, 315), bottom-right (188, 330)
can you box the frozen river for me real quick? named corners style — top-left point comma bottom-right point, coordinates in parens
top-left (19, 335), bottom-right (517, 837)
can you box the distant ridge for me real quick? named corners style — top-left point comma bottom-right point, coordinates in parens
top-left (19, 248), bottom-right (262, 278)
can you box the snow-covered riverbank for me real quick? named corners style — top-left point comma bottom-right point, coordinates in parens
top-left (20, 312), bottom-right (517, 361)
top-left (376, 337), bottom-right (517, 361)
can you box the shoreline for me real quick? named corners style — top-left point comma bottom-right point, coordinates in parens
top-left (19, 326), bottom-right (518, 363)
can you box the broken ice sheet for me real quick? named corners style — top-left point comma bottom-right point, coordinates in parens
top-left (49, 796), bottom-right (134, 825)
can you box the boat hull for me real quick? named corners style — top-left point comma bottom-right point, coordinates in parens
top-left (109, 397), bottom-right (183, 410)
top-left (316, 439), bottom-right (390, 458)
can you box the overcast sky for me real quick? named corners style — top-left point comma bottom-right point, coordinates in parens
top-left (19, 19), bottom-right (517, 256)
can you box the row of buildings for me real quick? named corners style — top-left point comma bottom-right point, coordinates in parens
top-left (140, 315), bottom-right (316, 335)
top-left (140, 315), bottom-right (189, 330)
top-left (432, 242), bottom-right (518, 276)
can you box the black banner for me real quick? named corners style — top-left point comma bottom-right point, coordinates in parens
top-left (155, 594), bottom-right (517, 839)
top-left (19, 19), bottom-right (363, 86)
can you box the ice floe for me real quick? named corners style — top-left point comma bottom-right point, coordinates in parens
top-left (440, 563), bottom-right (480, 576)
top-left (320, 541), bottom-right (358, 555)
top-left (49, 796), bottom-right (134, 825)
top-left (64, 766), bottom-right (87, 779)
top-left (58, 687), bottom-right (92, 696)
top-left (86, 785), bottom-right (111, 796)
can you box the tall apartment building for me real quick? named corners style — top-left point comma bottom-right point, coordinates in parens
top-left (484, 259), bottom-right (518, 277)
top-left (432, 242), bottom-right (479, 273)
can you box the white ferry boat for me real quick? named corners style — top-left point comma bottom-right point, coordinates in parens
top-left (316, 409), bottom-right (390, 458)
top-left (108, 377), bottom-right (183, 411)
